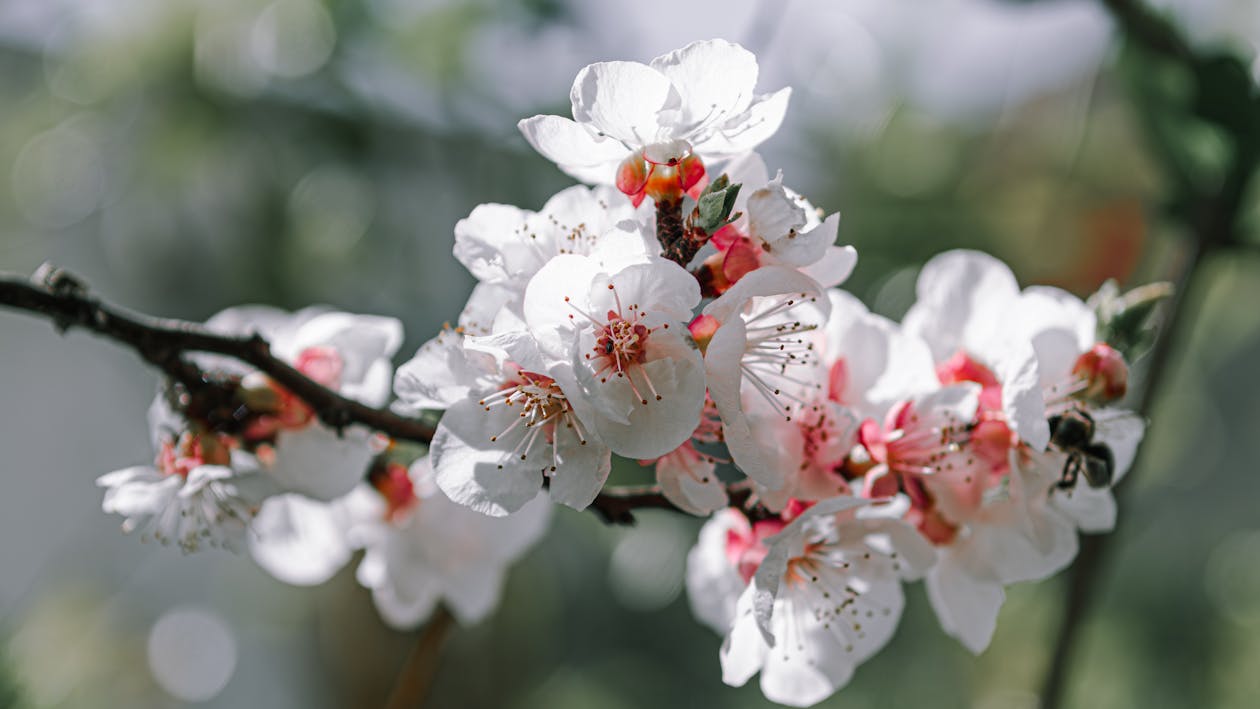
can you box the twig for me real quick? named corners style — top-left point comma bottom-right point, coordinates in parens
top-left (0, 265), bottom-right (437, 443)
top-left (1040, 2), bottom-right (1260, 705)
top-left (1039, 236), bottom-right (1206, 709)
top-left (590, 480), bottom-right (756, 525)
top-left (383, 605), bottom-right (456, 709)
top-left (0, 264), bottom-right (731, 524)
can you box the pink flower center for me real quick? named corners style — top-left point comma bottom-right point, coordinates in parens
top-left (864, 400), bottom-right (973, 477)
top-left (156, 431), bottom-right (231, 478)
top-left (937, 351), bottom-right (1002, 413)
top-left (569, 284), bottom-right (669, 406)
top-left (477, 364), bottom-right (589, 472)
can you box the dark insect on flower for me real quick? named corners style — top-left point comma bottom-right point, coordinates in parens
top-left (1048, 408), bottom-right (1114, 490)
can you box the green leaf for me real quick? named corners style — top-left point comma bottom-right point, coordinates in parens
top-left (693, 179), bottom-right (742, 234)
top-left (1089, 280), bottom-right (1175, 362)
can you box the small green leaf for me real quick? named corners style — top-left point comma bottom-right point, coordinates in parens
top-left (1090, 280), bottom-right (1174, 362)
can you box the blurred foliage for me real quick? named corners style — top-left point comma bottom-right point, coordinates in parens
top-left (0, 646), bottom-right (27, 709)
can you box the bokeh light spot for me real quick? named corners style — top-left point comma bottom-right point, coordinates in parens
top-left (608, 513), bottom-right (689, 611)
top-left (147, 606), bottom-right (237, 702)
top-left (251, 0), bottom-right (337, 79)
top-left (1205, 529), bottom-right (1260, 627)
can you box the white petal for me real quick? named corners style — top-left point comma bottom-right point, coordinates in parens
top-left (545, 429), bottom-right (612, 512)
top-left (902, 250), bottom-right (1021, 361)
top-left (649, 39), bottom-right (758, 135)
top-left (288, 313), bottom-right (403, 402)
top-left (657, 451), bottom-right (727, 516)
top-left (249, 493), bottom-right (355, 586)
top-left (522, 254), bottom-right (607, 360)
top-left (365, 563), bottom-right (441, 630)
top-left (722, 151), bottom-right (770, 206)
top-left (705, 316), bottom-right (774, 483)
top-left (799, 244), bottom-right (857, 288)
top-left (573, 339), bottom-right (706, 459)
top-left (687, 510), bottom-right (749, 634)
top-left (860, 517), bottom-right (937, 580)
top-left (98, 467), bottom-right (179, 516)
top-left (441, 564), bottom-right (507, 626)
top-left (721, 591), bottom-right (770, 687)
top-left (459, 282), bottom-right (521, 336)
top-left (925, 551), bottom-right (1004, 654)
top-left (991, 337), bottom-right (1051, 450)
top-left (452, 202), bottom-right (537, 284)
top-left (1017, 286), bottom-right (1097, 385)
top-left (430, 400), bottom-right (547, 517)
top-left (971, 510), bottom-right (1077, 585)
top-left (1052, 486), bottom-right (1117, 533)
top-left (203, 305), bottom-right (294, 340)
top-left (517, 114), bottom-right (629, 184)
top-left (823, 290), bottom-right (938, 420)
top-left (394, 330), bottom-right (499, 411)
top-left (268, 424), bottom-right (375, 501)
top-left (699, 88), bottom-right (792, 159)
top-left (569, 60), bottom-right (679, 146)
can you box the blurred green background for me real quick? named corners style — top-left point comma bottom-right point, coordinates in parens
top-left (2, 0), bottom-right (1260, 707)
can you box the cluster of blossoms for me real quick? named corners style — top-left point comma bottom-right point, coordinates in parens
top-left (96, 40), bottom-right (1147, 705)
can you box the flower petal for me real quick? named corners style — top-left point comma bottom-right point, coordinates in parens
top-left (517, 114), bottom-right (629, 184)
top-left (569, 60), bottom-right (679, 146)
top-left (902, 250), bottom-right (1021, 362)
top-left (430, 400), bottom-right (548, 516)
top-left (249, 493), bottom-right (355, 586)
top-left (649, 39), bottom-right (758, 135)
top-left (925, 551), bottom-right (1004, 655)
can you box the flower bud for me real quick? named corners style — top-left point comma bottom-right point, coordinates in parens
top-left (616, 151), bottom-right (649, 201)
top-left (1072, 342), bottom-right (1128, 403)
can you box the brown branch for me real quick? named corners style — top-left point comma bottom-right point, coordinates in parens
top-left (1041, 2), bottom-right (1260, 705)
top-left (589, 480), bottom-right (756, 525)
top-left (383, 605), bottom-right (456, 709)
top-left (0, 264), bottom-right (436, 443)
top-left (0, 263), bottom-right (743, 525)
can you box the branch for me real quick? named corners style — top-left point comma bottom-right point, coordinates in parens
top-left (0, 264), bottom-right (735, 525)
top-left (1041, 2), bottom-right (1260, 706)
top-left (383, 605), bottom-right (455, 709)
top-left (0, 264), bottom-right (436, 443)
top-left (589, 480), bottom-right (755, 525)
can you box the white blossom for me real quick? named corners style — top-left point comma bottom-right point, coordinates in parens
top-left (719, 498), bottom-right (933, 707)
top-left (518, 39), bottom-right (790, 187)
top-left (523, 254), bottom-right (706, 459)
top-left (200, 305), bottom-right (403, 501)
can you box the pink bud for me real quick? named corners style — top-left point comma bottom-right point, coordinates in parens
top-left (1073, 343), bottom-right (1128, 403)
top-left (615, 152), bottom-right (649, 200)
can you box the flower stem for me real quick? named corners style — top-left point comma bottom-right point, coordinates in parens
top-left (1040, 1), bottom-right (1260, 704)
top-left (384, 605), bottom-right (456, 709)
